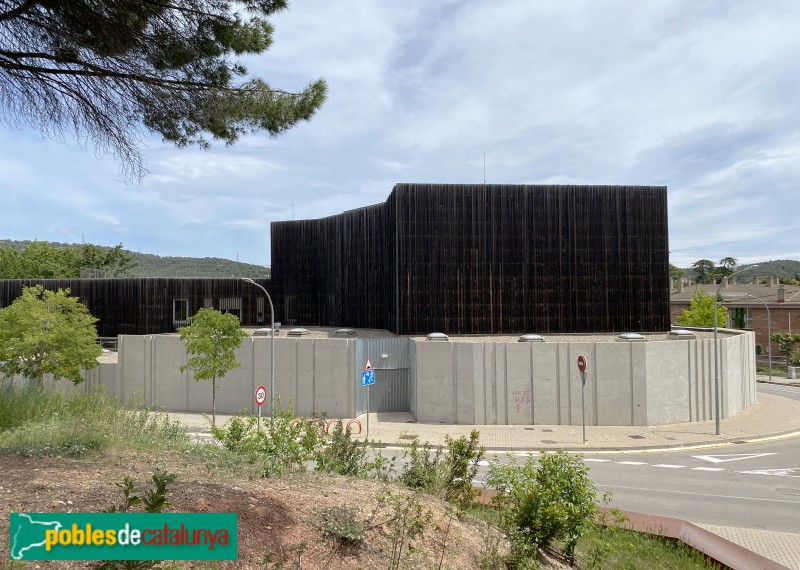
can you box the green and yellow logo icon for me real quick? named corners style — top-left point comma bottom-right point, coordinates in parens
top-left (9, 513), bottom-right (237, 561)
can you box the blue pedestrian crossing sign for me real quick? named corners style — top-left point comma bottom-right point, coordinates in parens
top-left (362, 369), bottom-right (375, 386)
top-left (361, 358), bottom-right (375, 386)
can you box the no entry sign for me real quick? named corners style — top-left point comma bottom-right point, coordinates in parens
top-left (577, 355), bottom-right (587, 373)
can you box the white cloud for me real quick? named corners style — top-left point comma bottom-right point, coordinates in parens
top-left (0, 0), bottom-right (799, 268)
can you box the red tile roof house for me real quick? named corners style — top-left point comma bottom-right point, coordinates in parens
top-left (670, 277), bottom-right (800, 360)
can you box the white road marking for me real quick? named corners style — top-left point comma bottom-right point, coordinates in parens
top-left (617, 461), bottom-right (647, 465)
top-left (693, 453), bottom-right (778, 463)
top-left (653, 464), bottom-right (685, 469)
top-left (691, 467), bottom-right (725, 472)
top-left (584, 458), bottom-right (611, 462)
top-left (477, 460), bottom-right (490, 466)
top-left (598, 484), bottom-right (800, 504)
top-left (736, 468), bottom-right (800, 478)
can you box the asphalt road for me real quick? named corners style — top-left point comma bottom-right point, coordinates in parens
top-left (474, 384), bottom-right (800, 532)
top-left (369, 384), bottom-right (800, 532)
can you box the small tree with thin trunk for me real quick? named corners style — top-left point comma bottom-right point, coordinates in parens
top-left (770, 333), bottom-right (800, 369)
top-left (0, 285), bottom-right (101, 386)
top-left (677, 289), bottom-right (728, 328)
top-left (179, 308), bottom-right (247, 427)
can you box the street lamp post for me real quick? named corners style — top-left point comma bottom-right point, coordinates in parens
top-left (713, 266), bottom-right (758, 435)
top-left (242, 278), bottom-right (275, 428)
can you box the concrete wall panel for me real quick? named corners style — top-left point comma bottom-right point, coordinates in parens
top-left (595, 343), bottom-right (634, 426)
top-left (531, 343), bottom-right (559, 425)
top-left (415, 342), bottom-right (456, 423)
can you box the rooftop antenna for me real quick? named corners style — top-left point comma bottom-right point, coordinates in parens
top-left (292, 203), bottom-right (295, 220)
top-left (483, 153), bottom-right (486, 184)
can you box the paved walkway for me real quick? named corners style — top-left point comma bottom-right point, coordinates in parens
top-left (170, 376), bottom-right (800, 569)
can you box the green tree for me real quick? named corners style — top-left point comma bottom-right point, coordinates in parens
top-left (179, 308), bottom-right (247, 427)
top-left (691, 259), bottom-right (716, 284)
top-left (75, 244), bottom-right (137, 277)
top-left (770, 333), bottom-right (800, 369)
top-left (0, 241), bottom-right (138, 278)
top-left (0, 285), bottom-right (102, 386)
top-left (668, 263), bottom-right (685, 280)
top-left (0, 0), bottom-right (326, 180)
top-left (677, 289), bottom-right (728, 327)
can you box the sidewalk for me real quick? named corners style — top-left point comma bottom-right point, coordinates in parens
top-left (174, 378), bottom-right (800, 453)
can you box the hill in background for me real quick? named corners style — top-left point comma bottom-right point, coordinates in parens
top-left (130, 251), bottom-right (269, 278)
top-left (0, 239), bottom-right (269, 278)
top-left (682, 259), bottom-right (800, 283)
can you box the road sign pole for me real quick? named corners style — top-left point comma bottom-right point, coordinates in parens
top-left (366, 385), bottom-right (370, 441)
top-left (254, 385), bottom-right (267, 434)
top-left (577, 356), bottom-right (587, 444)
top-left (581, 371), bottom-right (586, 444)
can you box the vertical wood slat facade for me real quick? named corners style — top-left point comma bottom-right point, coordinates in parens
top-left (0, 278), bottom-right (274, 337)
top-left (271, 183), bottom-right (670, 335)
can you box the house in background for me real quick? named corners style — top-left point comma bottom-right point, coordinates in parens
top-left (670, 277), bottom-right (800, 356)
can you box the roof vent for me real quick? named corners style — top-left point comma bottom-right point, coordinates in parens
top-left (617, 332), bottom-right (646, 342)
top-left (668, 329), bottom-right (696, 340)
top-left (427, 332), bottom-right (449, 341)
top-left (253, 328), bottom-right (279, 336)
top-left (518, 334), bottom-right (545, 342)
top-left (287, 328), bottom-right (310, 337)
top-left (334, 328), bottom-right (357, 336)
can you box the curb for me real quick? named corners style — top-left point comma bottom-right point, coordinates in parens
top-left (758, 379), bottom-right (800, 387)
top-left (356, 426), bottom-right (800, 454)
top-left (611, 509), bottom-right (790, 570)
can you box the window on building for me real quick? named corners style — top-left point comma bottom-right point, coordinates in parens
top-left (256, 297), bottom-right (265, 324)
top-left (727, 307), bottom-right (751, 330)
top-left (219, 297), bottom-right (242, 321)
top-left (173, 298), bottom-right (189, 326)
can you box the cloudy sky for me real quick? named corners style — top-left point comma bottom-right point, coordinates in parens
top-left (1, 0), bottom-right (799, 268)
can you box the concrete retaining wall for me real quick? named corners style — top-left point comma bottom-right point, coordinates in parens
top-left (88, 335), bottom-right (356, 417)
top-left (2, 329), bottom-right (756, 427)
top-left (413, 331), bottom-right (756, 426)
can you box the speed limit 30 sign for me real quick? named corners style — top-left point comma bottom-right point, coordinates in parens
top-left (255, 385), bottom-right (267, 407)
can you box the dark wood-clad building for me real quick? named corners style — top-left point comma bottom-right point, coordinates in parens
top-left (0, 278), bottom-right (273, 337)
top-left (271, 183), bottom-right (670, 335)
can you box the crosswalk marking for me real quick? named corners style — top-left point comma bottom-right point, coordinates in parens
top-left (653, 464), bottom-right (685, 469)
top-left (617, 461), bottom-right (647, 465)
top-left (691, 467), bottom-right (725, 472)
top-left (584, 458), bottom-right (612, 462)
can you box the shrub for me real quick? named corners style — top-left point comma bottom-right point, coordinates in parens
top-left (398, 430), bottom-right (484, 510)
top-left (398, 438), bottom-right (444, 492)
top-left (487, 451), bottom-right (598, 564)
top-left (210, 402), bottom-right (327, 476)
top-left (315, 505), bottom-right (366, 543)
top-left (315, 419), bottom-right (369, 477)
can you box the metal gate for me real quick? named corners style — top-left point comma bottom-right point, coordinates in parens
top-left (354, 338), bottom-right (413, 416)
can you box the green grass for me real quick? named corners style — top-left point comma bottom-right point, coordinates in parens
top-left (574, 526), bottom-right (722, 569)
top-left (757, 364), bottom-right (787, 378)
top-left (466, 501), bottom-right (721, 569)
top-left (0, 383), bottom-right (189, 457)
